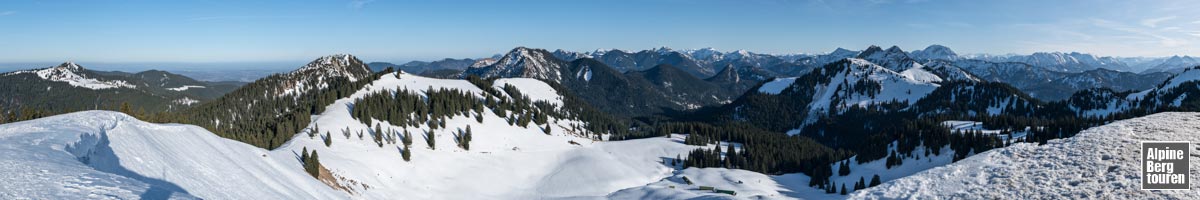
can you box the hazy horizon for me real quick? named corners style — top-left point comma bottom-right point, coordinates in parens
top-left (2, 0), bottom-right (1198, 63)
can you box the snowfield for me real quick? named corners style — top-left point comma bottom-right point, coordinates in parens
top-left (0, 111), bottom-right (343, 199)
top-left (853, 112), bottom-right (1200, 199)
top-left (283, 72), bottom-right (709, 199)
top-left (493, 78), bottom-right (565, 106)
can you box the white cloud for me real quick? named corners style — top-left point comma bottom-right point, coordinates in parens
top-left (0, 11), bottom-right (15, 16)
top-left (1140, 16), bottom-right (1176, 28)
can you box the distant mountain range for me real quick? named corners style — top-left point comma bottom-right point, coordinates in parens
top-left (411, 45), bottom-right (1186, 101)
top-left (0, 62), bottom-right (241, 115)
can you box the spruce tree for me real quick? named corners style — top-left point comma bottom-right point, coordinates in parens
top-left (402, 130), bottom-right (413, 146)
top-left (301, 147), bottom-right (309, 163)
top-left (869, 174), bottom-right (881, 187)
top-left (324, 132), bottom-right (332, 147)
top-left (839, 160), bottom-right (851, 176)
top-left (402, 145), bottom-right (411, 161)
top-left (425, 131), bottom-right (436, 150)
top-left (374, 124), bottom-right (384, 147)
top-left (840, 183), bottom-right (847, 195)
top-left (855, 176), bottom-right (865, 190)
top-left (308, 150), bottom-right (320, 178)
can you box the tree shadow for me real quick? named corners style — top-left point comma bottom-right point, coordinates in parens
top-left (68, 129), bottom-right (193, 199)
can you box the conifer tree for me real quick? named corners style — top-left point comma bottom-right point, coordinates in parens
top-left (402, 130), bottom-right (413, 146)
top-left (401, 145), bottom-right (411, 161)
top-left (839, 160), bottom-right (851, 176)
top-left (840, 183), bottom-right (847, 195)
top-left (855, 176), bottom-right (865, 190)
top-left (308, 150), bottom-right (320, 178)
top-left (119, 102), bottom-right (132, 114)
top-left (374, 124), bottom-right (384, 147)
top-left (869, 174), bottom-right (881, 187)
top-left (324, 132), bottom-right (332, 147)
top-left (301, 147), bottom-right (309, 162)
top-left (425, 131), bottom-right (436, 150)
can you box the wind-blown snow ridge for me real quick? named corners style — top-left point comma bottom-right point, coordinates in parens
top-left (854, 112), bottom-right (1200, 199)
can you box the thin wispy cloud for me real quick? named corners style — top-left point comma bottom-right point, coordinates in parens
top-left (1093, 18), bottom-right (1186, 47)
top-left (1140, 16), bottom-right (1176, 28)
top-left (0, 11), bottom-right (15, 16)
top-left (348, 0), bottom-right (375, 9)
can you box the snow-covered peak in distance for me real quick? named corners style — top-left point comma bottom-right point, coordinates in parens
top-left (684, 47), bottom-right (722, 61)
top-left (57, 61), bottom-right (85, 71)
top-left (856, 45), bottom-right (920, 72)
top-left (551, 49), bottom-right (592, 62)
top-left (1144, 55), bottom-right (1200, 73)
top-left (464, 46), bottom-right (566, 82)
top-left (828, 47), bottom-right (859, 57)
top-left (292, 54), bottom-right (371, 82)
top-left (910, 44), bottom-right (959, 61)
top-left (2, 61), bottom-right (137, 90)
top-left (652, 46), bottom-right (674, 55)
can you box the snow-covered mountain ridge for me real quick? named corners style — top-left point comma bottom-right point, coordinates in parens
top-left (3, 62), bottom-right (137, 89)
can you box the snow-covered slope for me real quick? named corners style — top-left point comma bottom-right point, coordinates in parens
top-left (804, 58), bottom-right (939, 119)
top-left (493, 78), bottom-right (565, 106)
top-left (853, 112), bottom-right (1200, 199)
top-left (276, 72), bottom-right (704, 199)
top-left (0, 111), bottom-right (342, 199)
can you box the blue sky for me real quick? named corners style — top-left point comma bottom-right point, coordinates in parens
top-left (1, 0), bottom-right (1198, 66)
